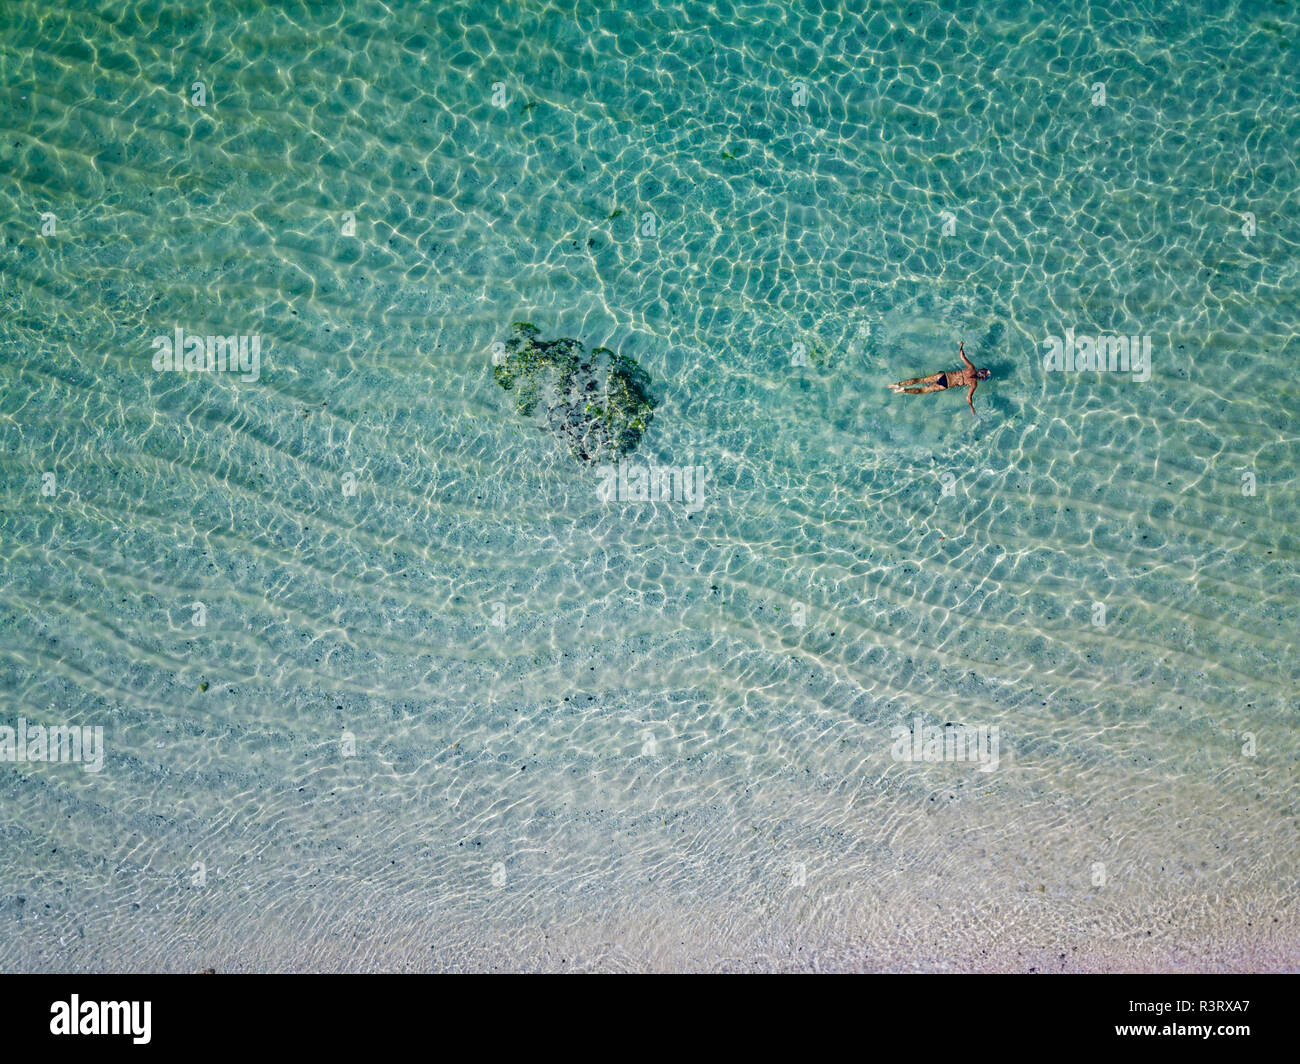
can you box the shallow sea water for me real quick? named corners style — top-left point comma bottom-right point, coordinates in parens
top-left (0, 0), bottom-right (1297, 971)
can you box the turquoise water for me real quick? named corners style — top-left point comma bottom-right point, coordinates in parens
top-left (1, 0), bottom-right (1297, 971)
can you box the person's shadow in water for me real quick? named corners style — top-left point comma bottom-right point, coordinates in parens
top-left (970, 320), bottom-right (1011, 419)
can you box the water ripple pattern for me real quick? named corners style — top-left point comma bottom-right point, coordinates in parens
top-left (0, 0), bottom-right (1296, 971)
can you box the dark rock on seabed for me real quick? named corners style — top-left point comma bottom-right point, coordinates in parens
top-left (492, 322), bottom-right (656, 463)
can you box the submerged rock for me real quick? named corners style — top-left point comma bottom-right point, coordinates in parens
top-left (492, 322), bottom-right (656, 462)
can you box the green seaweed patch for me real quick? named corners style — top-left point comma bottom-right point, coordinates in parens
top-left (492, 324), bottom-right (657, 462)
top-left (598, 347), bottom-right (657, 457)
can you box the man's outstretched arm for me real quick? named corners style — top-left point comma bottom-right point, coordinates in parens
top-left (967, 381), bottom-right (978, 415)
top-left (960, 341), bottom-right (975, 371)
